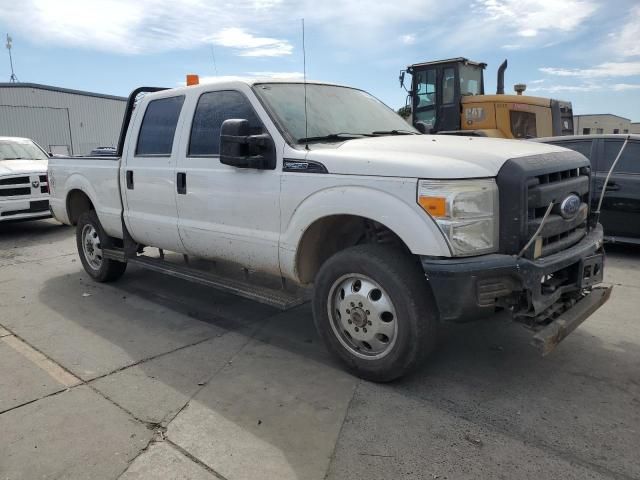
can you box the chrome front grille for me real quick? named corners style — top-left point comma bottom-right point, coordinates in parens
top-left (0, 174), bottom-right (49, 198)
top-left (0, 176), bottom-right (29, 185)
top-left (526, 166), bottom-right (590, 257)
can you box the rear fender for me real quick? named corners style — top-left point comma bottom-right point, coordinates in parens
top-left (63, 174), bottom-right (122, 238)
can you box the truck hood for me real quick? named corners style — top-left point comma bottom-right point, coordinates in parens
top-left (305, 135), bottom-right (568, 178)
top-left (0, 159), bottom-right (48, 176)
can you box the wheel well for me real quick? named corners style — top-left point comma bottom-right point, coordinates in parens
top-left (66, 190), bottom-right (94, 225)
top-left (295, 215), bottom-right (410, 284)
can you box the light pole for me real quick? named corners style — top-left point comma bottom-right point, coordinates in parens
top-left (6, 34), bottom-right (18, 83)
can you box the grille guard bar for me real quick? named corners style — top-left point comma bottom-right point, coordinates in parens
top-left (531, 286), bottom-right (612, 355)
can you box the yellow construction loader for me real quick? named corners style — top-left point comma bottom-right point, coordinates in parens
top-left (399, 58), bottom-right (574, 139)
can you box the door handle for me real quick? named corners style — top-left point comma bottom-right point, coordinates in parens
top-left (126, 170), bottom-right (134, 189)
top-left (597, 181), bottom-right (620, 192)
top-left (177, 172), bottom-right (187, 194)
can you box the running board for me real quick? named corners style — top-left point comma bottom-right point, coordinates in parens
top-left (127, 255), bottom-right (307, 310)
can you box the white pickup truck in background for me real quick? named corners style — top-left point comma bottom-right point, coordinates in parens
top-left (48, 79), bottom-right (611, 381)
top-left (0, 136), bottom-right (51, 222)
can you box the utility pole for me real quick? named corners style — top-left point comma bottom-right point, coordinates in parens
top-left (6, 34), bottom-right (18, 83)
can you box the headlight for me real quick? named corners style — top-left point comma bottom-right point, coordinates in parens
top-left (417, 179), bottom-right (498, 256)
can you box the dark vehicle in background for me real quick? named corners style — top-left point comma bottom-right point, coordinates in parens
top-left (536, 134), bottom-right (640, 244)
top-left (88, 147), bottom-right (117, 156)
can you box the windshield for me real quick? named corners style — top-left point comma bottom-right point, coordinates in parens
top-left (253, 83), bottom-right (416, 144)
top-left (0, 139), bottom-right (48, 161)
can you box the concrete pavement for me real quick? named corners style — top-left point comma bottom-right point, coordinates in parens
top-left (1, 218), bottom-right (639, 479)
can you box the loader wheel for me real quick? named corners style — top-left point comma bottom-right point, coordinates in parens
top-left (313, 244), bottom-right (437, 382)
top-left (76, 210), bottom-right (126, 282)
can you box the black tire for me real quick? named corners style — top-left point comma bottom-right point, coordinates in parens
top-left (76, 210), bottom-right (127, 282)
top-left (312, 244), bottom-right (437, 382)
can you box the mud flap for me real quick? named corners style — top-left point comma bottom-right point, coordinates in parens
top-left (531, 286), bottom-right (613, 356)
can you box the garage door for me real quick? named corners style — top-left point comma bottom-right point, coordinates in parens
top-left (0, 105), bottom-right (73, 154)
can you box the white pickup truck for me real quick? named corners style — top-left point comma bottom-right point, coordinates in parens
top-left (1, 137), bottom-right (51, 222)
top-left (48, 79), bottom-right (611, 381)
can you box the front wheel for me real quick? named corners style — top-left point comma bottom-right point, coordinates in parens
top-left (76, 210), bottom-right (127, 282)
top-left (312, 244), bottom-right (437, 382)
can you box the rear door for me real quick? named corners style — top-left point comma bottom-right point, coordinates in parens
top-left (174, 87), bottom-right (282, 275)
top-left (121, 94), bottom-right (186, 252)
top-left (594, 138), bottom-right (640, 239)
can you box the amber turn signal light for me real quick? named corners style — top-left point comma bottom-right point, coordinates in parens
top-left (418, 196), bottom-right (447, 217)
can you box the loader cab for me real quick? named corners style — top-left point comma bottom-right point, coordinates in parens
top-left (404, 58), bottom-right (486, 133)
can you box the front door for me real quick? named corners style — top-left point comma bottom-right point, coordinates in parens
top-left (437, 66), bottom-right (459, 132)
top-left (175, 88), bottom-right (281, 275)
top-left (594, 138), bottom-right (640, 239)
top-left (412, 65), bottom-right (459, 132)
top-left (121, 94), bottom-right (186, 252)
top-left (412, 68), bottom-right (437, 131)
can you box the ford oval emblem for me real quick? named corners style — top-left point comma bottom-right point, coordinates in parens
top-left (560, 194), bottom-right (581, 219)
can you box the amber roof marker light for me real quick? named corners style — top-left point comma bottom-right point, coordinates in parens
top-left (186, 74), bottom-right (199, 86)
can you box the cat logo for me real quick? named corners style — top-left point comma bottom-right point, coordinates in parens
top-left (465, 107), bottom-right (485, 123)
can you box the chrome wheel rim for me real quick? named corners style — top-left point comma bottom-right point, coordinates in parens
top-left (328, 274), bottom-right (398, 360)
top-left (81, 224), bottom-right (103, 270)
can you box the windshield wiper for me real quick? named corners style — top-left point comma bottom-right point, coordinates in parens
top-left (297, 133), bottom-right (373, 144)
top-left (370, 129), bottom-right (419, 136)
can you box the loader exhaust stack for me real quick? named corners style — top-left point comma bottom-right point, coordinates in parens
top-left (496, 59), bottom-right (508, 94)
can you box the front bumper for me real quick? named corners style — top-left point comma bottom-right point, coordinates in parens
top-left (0, 198), bottom-right (51, 222)
top-left (421, 224), bottom-right (608, 323)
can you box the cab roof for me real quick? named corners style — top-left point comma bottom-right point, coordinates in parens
top-left (407, 57), bottom-right (487, 70)
top-left (153, 77), bottom-right (345, 98)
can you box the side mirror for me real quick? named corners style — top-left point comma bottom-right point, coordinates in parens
top-left (220, 119), bottom-right (276, 170)
top-left (399, 71), bottom-right (405, 89)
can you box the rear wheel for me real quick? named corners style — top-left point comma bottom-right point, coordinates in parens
top-left (313, 244), bottom-right (437, 382)
top-left (76, 210), bottom-right (126, 282)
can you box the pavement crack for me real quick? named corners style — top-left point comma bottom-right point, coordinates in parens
top-left (324, 379), bottom-right (361, 480)
top-left (165, 439), bottom-right (230, 480)
top-left (86, 333), bottom-right (228, 384)
top-left (158, 321), bottom-right (269, 428)
top-left (0, 385), bottom-right (78, 416)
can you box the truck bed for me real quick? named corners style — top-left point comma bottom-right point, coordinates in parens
top-left (48, 155), bottom-right (124, 239)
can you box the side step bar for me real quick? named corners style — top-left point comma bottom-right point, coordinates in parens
top-left (531, 286), bottom-right (612, 356)
top-left (121, 254), bottom-right (307, 310)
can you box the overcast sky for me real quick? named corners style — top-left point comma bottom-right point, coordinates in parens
top-left (0, 0), bottom-right (638, 121)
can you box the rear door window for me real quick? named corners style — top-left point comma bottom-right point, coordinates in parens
top-left (136, 96), bottom-right (185, 156)
top-left (550, 140), bottom-right (593, 160)
top-left (602, 140), bottom-right (640, 174)
top-left (188, 90), bottom-right (263, 156)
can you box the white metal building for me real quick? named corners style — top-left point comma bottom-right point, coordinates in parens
top-left (573, 114), bottom-right (631, 135)
top-left (0, 83), bottom-right (126, 155)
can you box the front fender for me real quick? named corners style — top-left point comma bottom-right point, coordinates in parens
top-left (279, 184), bottom-right (451, 281)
